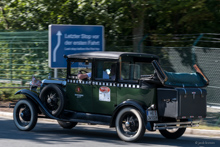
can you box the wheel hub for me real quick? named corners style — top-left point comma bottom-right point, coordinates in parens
top-left (47, 98), bottom-right (52, 103)
top-left (124, 116), bottom-right (138, 132)
top-left (21, 109), bottom-right (31, 121)
top-left (125, 121), bottom-right (130, 127)
top-left (47, 93), bottom-right (58, 108)
top-left (20, 112), bottom-right (24, 117)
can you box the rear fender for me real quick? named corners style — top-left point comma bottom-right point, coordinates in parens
top-left (15, 89), bottom-right (57, 119)
top-left (110, 100), bottom-right (147, 127)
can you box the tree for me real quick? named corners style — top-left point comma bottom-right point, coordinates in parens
top-left (0, 0), bottom-right (220, 49)
top-left (0, 0), bottom-right (84, 30)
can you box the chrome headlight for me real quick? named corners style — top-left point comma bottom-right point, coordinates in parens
top-left (62, 81), bottom-right (66, 86)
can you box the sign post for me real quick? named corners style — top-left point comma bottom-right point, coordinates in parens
top-left (49, 24), bottom-right (104, 69)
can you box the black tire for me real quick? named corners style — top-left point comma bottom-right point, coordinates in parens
top-left (39, 84), bottom-right (65, 117)
top-left (115, 107), bottom-right (146, 142)
top-left (57, 120), bottom-right (77, 129)
top-left (13, 99), bottom-right (38, 131)
top-left (159, 128), bottom-right (186, 139)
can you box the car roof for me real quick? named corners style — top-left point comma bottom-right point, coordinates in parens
top-left (67, 51), bottom-right (159, 60)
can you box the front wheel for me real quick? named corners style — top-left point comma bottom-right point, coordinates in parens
top-left (57, 120), bottom-right (77, 129)
top-left (13, 99), bottom-right (38, 131)
top-left (115, 107), bottom-right (145, 142)
top-left (159, 128), bottom-right (186, 139)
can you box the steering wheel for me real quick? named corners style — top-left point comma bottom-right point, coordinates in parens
top-left (78, 69), bottom-right (88, 74)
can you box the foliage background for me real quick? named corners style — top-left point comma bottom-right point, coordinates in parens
top-left (0, 0), bottom-right (220, 49)
top-left (0, 0), bottom-right (220, 101)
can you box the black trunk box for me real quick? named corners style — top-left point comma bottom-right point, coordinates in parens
top-left (157, 88), bottom-right (207, 119)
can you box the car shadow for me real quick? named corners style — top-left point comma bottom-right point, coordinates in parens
top-left (0, 118), bottom-right (219, 146)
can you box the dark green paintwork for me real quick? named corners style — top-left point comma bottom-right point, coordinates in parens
top-left (92, 85), bottom-right (117, 115)
top-left (66, 83), bottom-right (93, 112)
top-left (117, 87), bottom-right (156, 108)
top-left (66, 82), bottom-right (156, 114)
top-left (66, 82), bottom-right (118, 114)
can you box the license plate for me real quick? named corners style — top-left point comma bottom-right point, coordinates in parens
top-left (147, 110), bottom-right (158, 121)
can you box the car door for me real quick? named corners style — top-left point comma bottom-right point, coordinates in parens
top-left (92, 60), bottom-right (117, 115)
top-left (66, 60), bottom-right (93, 112)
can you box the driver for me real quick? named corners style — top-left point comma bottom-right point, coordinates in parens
top-left (78, 63), bottom-right (117, 80)
top-left (78, 71), bottom-right (109, 80)
top-left (77, 72), bottom-right (90, 80)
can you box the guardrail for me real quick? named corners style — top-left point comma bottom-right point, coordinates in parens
top-left (0, 87), bottom-right (29, 89)
top-left (1, 31), bottom-right (220, 106)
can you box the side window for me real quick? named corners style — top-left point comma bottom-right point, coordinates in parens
top-left (94, 61), bottom-right (116, 80)
top-left (121, 62), bottom-right (153, 80)
top-left (121, 62), bottom-right (130, 80)
top-left (121, 62), bottom-right (140, 80)
top-left (136, 62), bottom-right (154, 75)
top-left (69, 61), bottom-right (92, 78)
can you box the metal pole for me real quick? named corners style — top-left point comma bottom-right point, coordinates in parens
top-left (54, 68), bottom-right (58, 78)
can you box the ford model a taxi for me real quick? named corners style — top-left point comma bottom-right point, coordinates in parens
top-left (13, 51), bottom-right (209, 142)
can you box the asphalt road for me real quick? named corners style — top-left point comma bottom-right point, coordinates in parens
top-left (0, 117), bottom-right (220, 147)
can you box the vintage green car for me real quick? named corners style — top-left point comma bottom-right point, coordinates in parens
top-left (13, 51), bottom-right (209, 142)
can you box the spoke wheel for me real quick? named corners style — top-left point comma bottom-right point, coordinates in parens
top-left (46, 91), bottom-right (60, 113)
top-left (115, 107), bottom-right (145, 142)
top-left (40, 84), bottom-right (65, 116)
top-left (13, 99), bottom-right (37, 131)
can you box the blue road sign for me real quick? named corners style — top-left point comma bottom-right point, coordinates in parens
top-left (49, 24), bottom-right (104, 68)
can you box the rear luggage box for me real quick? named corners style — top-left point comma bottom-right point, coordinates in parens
top-left (157, 88), bottom-right (207, 119)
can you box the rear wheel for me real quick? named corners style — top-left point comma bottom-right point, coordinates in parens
top-left (115, 107), bottom-right (145, 142)
top-left (40, 84), bottom-right (65, 116)
top-left (159, 128), bottom-right (186, 139)
top-left (57, 120), bottom-right (77, 129)
top-left (13, 99), bottom-right (38, 131)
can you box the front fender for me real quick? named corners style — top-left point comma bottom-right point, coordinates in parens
top-left (15, 89), bottom-right (57, 119)
top-left (110, 100), bottom-right (147, 127)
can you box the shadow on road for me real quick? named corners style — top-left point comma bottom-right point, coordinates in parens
top-left (0, 118), bottom-right (219, 146)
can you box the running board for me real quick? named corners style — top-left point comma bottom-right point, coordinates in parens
top-left (153, 121), bottom-right (200, 130)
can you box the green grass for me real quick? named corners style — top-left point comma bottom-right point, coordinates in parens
top-left (193, 125), bottom-right (220, 130)
top-left (0, 83), bottom-right (27, 101)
